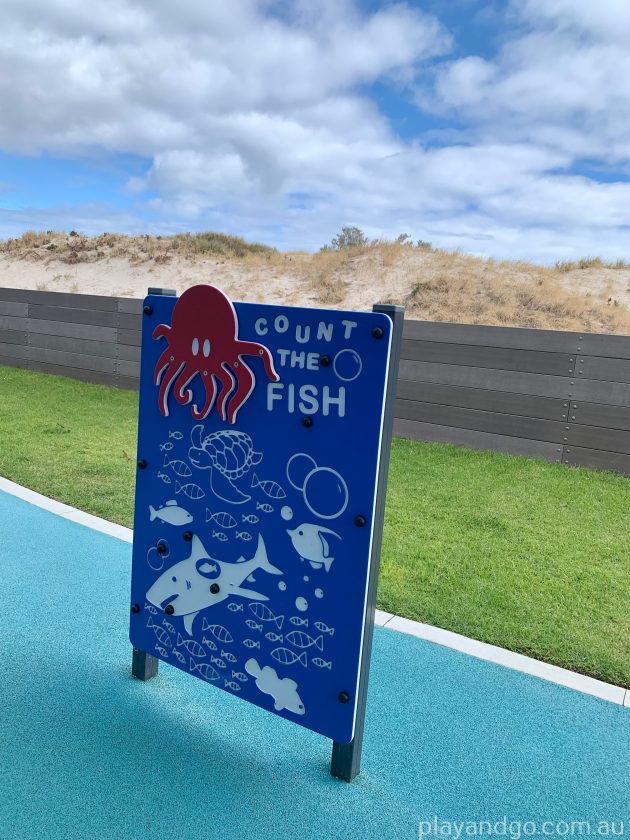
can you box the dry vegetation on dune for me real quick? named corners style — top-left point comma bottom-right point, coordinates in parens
top-left (2, 230), bottom-right (630, 334)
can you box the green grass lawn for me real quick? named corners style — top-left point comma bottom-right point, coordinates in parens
top-left (1, 364), bottom-right (628, 686)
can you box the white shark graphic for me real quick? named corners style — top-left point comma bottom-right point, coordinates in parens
top-left (146, 533), bottom-right (282, 635)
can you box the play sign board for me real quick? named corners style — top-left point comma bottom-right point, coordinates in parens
top-left (130, 285), bottom-right (394, 743)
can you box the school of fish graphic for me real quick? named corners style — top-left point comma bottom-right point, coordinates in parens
top-left (139, 423), bottom-right (345, 719)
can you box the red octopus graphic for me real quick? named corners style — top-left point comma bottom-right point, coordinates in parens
top-left (153, 285), bottom-right (279, 423)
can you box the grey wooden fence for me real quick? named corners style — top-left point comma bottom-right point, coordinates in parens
top-left (1, 287), bottom-right (629, 476)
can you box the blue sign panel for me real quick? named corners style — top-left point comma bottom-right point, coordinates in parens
top-left (130, 285), bottom-right (392, 743)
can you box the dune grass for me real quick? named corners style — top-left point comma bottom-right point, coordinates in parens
top-left (0, 364), bottom-right (628, 686)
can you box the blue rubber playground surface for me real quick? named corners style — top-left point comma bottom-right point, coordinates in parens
top-left (1, 488), bottom-right (628, 840)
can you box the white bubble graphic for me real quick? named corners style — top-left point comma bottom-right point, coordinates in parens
top-left (295, 596), bottom-right (308, 612)
top-left (303, 575), bottom-right (309, 582)
top-left (278, 581), bottom-right (287, 591)
top-left (303, 467), bottom-right (349, 520)
top-left (286, 453), bottom-right (317, 491)
top-left (314, 588), bottom-right (324, 599)
top-left (280, 505), bottom-right (293, 521)
top-left (333, 348), bottom-right (363, 382)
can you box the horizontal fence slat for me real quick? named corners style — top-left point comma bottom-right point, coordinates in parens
top-left (571, 401), bottom-right (630, 432)
top-left (401, 339), bottom-right (574, 376)
top-left (117, 298), bottom-right (143, 315)
top-left (28, 304), bottom-right (117, 327)
top-left (0, 355), bottom-right (30, 371)
top-left (577, 333), bottom-right (630, 360)
top-left (28, 333), bottom-right (119, 359)
top-left (394, 417), bottom-right (562, 462)
top-left (396, 380), bottom-right (569, 421)
top-left (396, 399), bottom-right (567, 444)
top-left (27, 318), bottom-right (117, 342)
top-left (0, 315), bottom-right (27, 331)
top-left (399, 359), bottom-right (573, 399)
top-left (568, 377), bottom-right (630, 408)
top-left (26, 360), bottom-right (121, 388)
top-left (118, 312), bottom-right (142, 331)
top-left (563, 446), bottom-right (630, 475)
top-left (1, 330), bottom-right (27, 346)
top-left (402, 321), bottom-right (584, 353)
top-left (117, 343), bottom-right (140, 362)
top-left (566, 423), bottom-right (630, 455)
top-left (28, 347), bottom-right (117, 374)
top-left (117, 329), bottom-right (141, 346)
top-left (577, 356), bottom-right (630, 384)
top-left (116, 359), bottom-right (140, 378)
top-left (0, 342), bottom-right (29, 360)
top-left (0, 288), bottom-right (118, 311)
top-left (0, 301), bottom-right (28, 317)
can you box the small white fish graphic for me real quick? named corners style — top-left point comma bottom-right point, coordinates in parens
top-left (210, 655), bottom-right (226, 669)
top-left (155, 645), bottom-right (169, 657)
top-left (175, 480), bottom-right (205, 500)
top-left (243, 639), bottom-right (260, 649)
top-left (256, 502), bottom-right (274, 513)
top-left (224, 680), bottom-right (241, 691)
top-left (173, 649), bottom-right (187, 664)
top-left (206, 510), bottom-right (237, 529)
top-left (314, 621), bottom-right (334, 636)
top-left (232, 670), bottom-right (248, 682)
top-left (160, 442), bottom-right (174, 452)
top-left (271, 647), bottom-right (307, 667)
top-left (169, 431), bottom-right (184, 440)
top-left (202, 620), bottom-right (233, 644)
top-left (289, 616), bottom-right (308, 628)
top-left (149, 500), bottom-right (193, 527)
top-left (242, 514), bottom-right (259, 524)
top-left (190, 660), bottom-right (220, 681)
top-left (177, 633), bottom-right (206, 658)
top-left (236, 531), bottom-right (252, 541)
top-left (202, 636), bottom-right (218, 651)
top-left (245, 619), bottom-right (263, 632)
top-left (285, 630), bottom-right (324, 651)
top-left (162, 619), bottom-right (177, 635)
top-left (265, 632), bottom-right (283, 643)
top-left (227, 603), bottom-right (244, 613)
top-left (213, 531), bottom-right (228, 542)
top-left (312, 657), bottom-right (332, 670)
top-left (163, 454), bottom-right (192, 477)
top-left (145, 603), bottom-right (158, 615)
top-left (157, 471), bottom-right (171, 484)
top-left (251, 474), bottom-right (286, 499)
top-left (147, 616), bottom-right (172, 647)
top-left (222, 650), bottom-right (237, 663)
top-left (286, 523), bottom-right (341, 573)
top-left (249, 603), bottom-right (284, 630)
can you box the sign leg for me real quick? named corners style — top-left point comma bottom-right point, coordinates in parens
top-left (330, 303), bottom-right (405, 782)
top-left (132, 647), bottom-right (159, 681)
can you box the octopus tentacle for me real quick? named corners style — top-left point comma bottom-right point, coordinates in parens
top-left (158, 361), bottom-right (184, 417)
top-left (152, 323), bottom-right (171, 341)
top-left (154, 347), bottom-right (173, 386)
top-left (173, 364), bottom-right (197, 405)
top-left (215, 363), bottom-right (236, 422)
top-left (226, 358), bottom-right (254, 424)
top-left (235, 340), bottom-right (279, 382)
top-left (192, 373), bottom-right (219, 421)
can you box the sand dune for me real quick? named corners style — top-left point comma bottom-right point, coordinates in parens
top-left (1, 231), bottom-right (629, 334)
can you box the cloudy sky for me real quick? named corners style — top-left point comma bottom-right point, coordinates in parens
top-left (0, 0), bottom-right (629, 261)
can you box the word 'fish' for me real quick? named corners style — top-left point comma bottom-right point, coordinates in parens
top-left (271, 647), bottom-right (307, 668)
top-left (163, 454), bottom-right (192, 477)
top-left (249, 603), bottom-right (284, 630)
top-left (206, 510), bottom-right (237, 529)
top-left (251, 474), bottom-right (286, 499)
